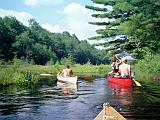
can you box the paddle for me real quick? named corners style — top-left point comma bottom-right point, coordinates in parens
top-left (133, 79), bottom-right (141, 87)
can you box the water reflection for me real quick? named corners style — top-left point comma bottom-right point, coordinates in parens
top-left (80, 76), bottom-right (93, 82)
top-left (108, 81), bottom-right (133, 106)
top-left (1, 77), bottom-right (160, 120)
top-left (57, 82), bottom-right (77, 95)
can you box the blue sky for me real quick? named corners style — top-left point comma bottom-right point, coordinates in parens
top-left (1, 0), bottom-right (92, 24)
top-left (0, 0), bottom-right (108, 40)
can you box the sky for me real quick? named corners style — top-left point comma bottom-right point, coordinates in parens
top-left (0, 0), bottom-right (111, 40)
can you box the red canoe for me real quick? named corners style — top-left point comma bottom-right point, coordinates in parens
top-left (107, 76), bottom-right (132, 87)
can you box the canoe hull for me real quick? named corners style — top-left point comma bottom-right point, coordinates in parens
top-left (107, 76), bottom-right (132, 87)
top-left (57, 76), bottom-right (78, 84)
top-left (108, 82), bottom-right (131, 92)
top-left (95, 103), bottom-right (126, 120)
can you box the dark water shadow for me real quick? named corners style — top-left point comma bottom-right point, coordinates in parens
top-left (1, 76), bottom-right (160, 120)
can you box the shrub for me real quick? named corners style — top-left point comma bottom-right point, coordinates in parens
top-left (134, 53), bottom-right (160, 82)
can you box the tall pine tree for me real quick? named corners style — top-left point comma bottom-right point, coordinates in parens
top-left (86, 0), bottom-right (160, 59)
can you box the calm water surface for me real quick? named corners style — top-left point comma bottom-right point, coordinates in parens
top-left (0, 77), bottom-right (160, 120)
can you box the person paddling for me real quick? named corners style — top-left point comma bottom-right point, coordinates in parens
top-left (119, 58), bottom-right (131, 78)
top-left (109, 56), bottom-right (122, 77)
top-left (57, 65), bottom-right (73, 77)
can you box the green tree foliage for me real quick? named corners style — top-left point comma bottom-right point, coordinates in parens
top-left (0, 16), bottom-right (26, 60)
top-left (0, 16), bottom-right (107, 65)
top-left (86, 0), bottom-right (160, 59)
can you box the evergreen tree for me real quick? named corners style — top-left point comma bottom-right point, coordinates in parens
top-left (86, 0), bottom-right (160, 59)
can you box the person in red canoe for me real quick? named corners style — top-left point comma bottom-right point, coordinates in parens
top-left (119, 58), bottom-right (131, 78)
top-left (109, 57), bottom-right (122, 77)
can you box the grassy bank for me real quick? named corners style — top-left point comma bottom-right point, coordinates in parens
top-left (0, 63), bottom-right (111, 87)
top-left (134, 53), bottom-right (160, 84)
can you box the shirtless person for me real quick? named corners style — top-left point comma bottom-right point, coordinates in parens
top-left (58, 65), bottom-right (73, 77)
top-left (119, 58), bottom-right (131, 78)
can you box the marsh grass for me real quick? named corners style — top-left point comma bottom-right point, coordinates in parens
top-left (0, 62), bottom-right (111, 87)
top-left (134, 53), bottom-right (160, 83)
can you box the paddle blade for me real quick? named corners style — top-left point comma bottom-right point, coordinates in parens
top-left (133, 79), bottom-right (141, 87)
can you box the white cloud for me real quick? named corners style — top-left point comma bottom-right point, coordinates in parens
top-left (61, 3), bottom-right (105, 40)
top-left (0, 9), bottom-right (62, 33)
top-left (0, 8), bottom-right (34, 26)
top-left (24, 0), bottom-right (63, 7)
top-left (0, 3), bottom-right (112, 41)
top-left (94, 4), bottom-right (113, 11)
top-left (41, 23), bottom-right (62, 33)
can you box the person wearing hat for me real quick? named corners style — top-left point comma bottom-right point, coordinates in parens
top-left (119, 58), bottom-right (131, 78)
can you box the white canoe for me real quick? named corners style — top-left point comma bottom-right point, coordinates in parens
top-left (57, 75), bottom-right (78, 84)
top-left (95, 103), bottom-right (126, 120)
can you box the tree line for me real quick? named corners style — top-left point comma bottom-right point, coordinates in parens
top-left (0, 16), bottom-right (108, 65)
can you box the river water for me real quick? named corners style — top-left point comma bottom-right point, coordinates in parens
top-left (0, 77), bottom-right (160, 120)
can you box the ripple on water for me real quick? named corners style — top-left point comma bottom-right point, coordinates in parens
top-left (1, 77), bottom-right (160, 120)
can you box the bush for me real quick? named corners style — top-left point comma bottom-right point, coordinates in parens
top-left (134, 53), bottom-right (160, 82)
top-left (0, 68), bottom-right (14, 86)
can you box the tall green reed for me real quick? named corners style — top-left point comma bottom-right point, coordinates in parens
top-left (134, 53), bottom-right (160, 83)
